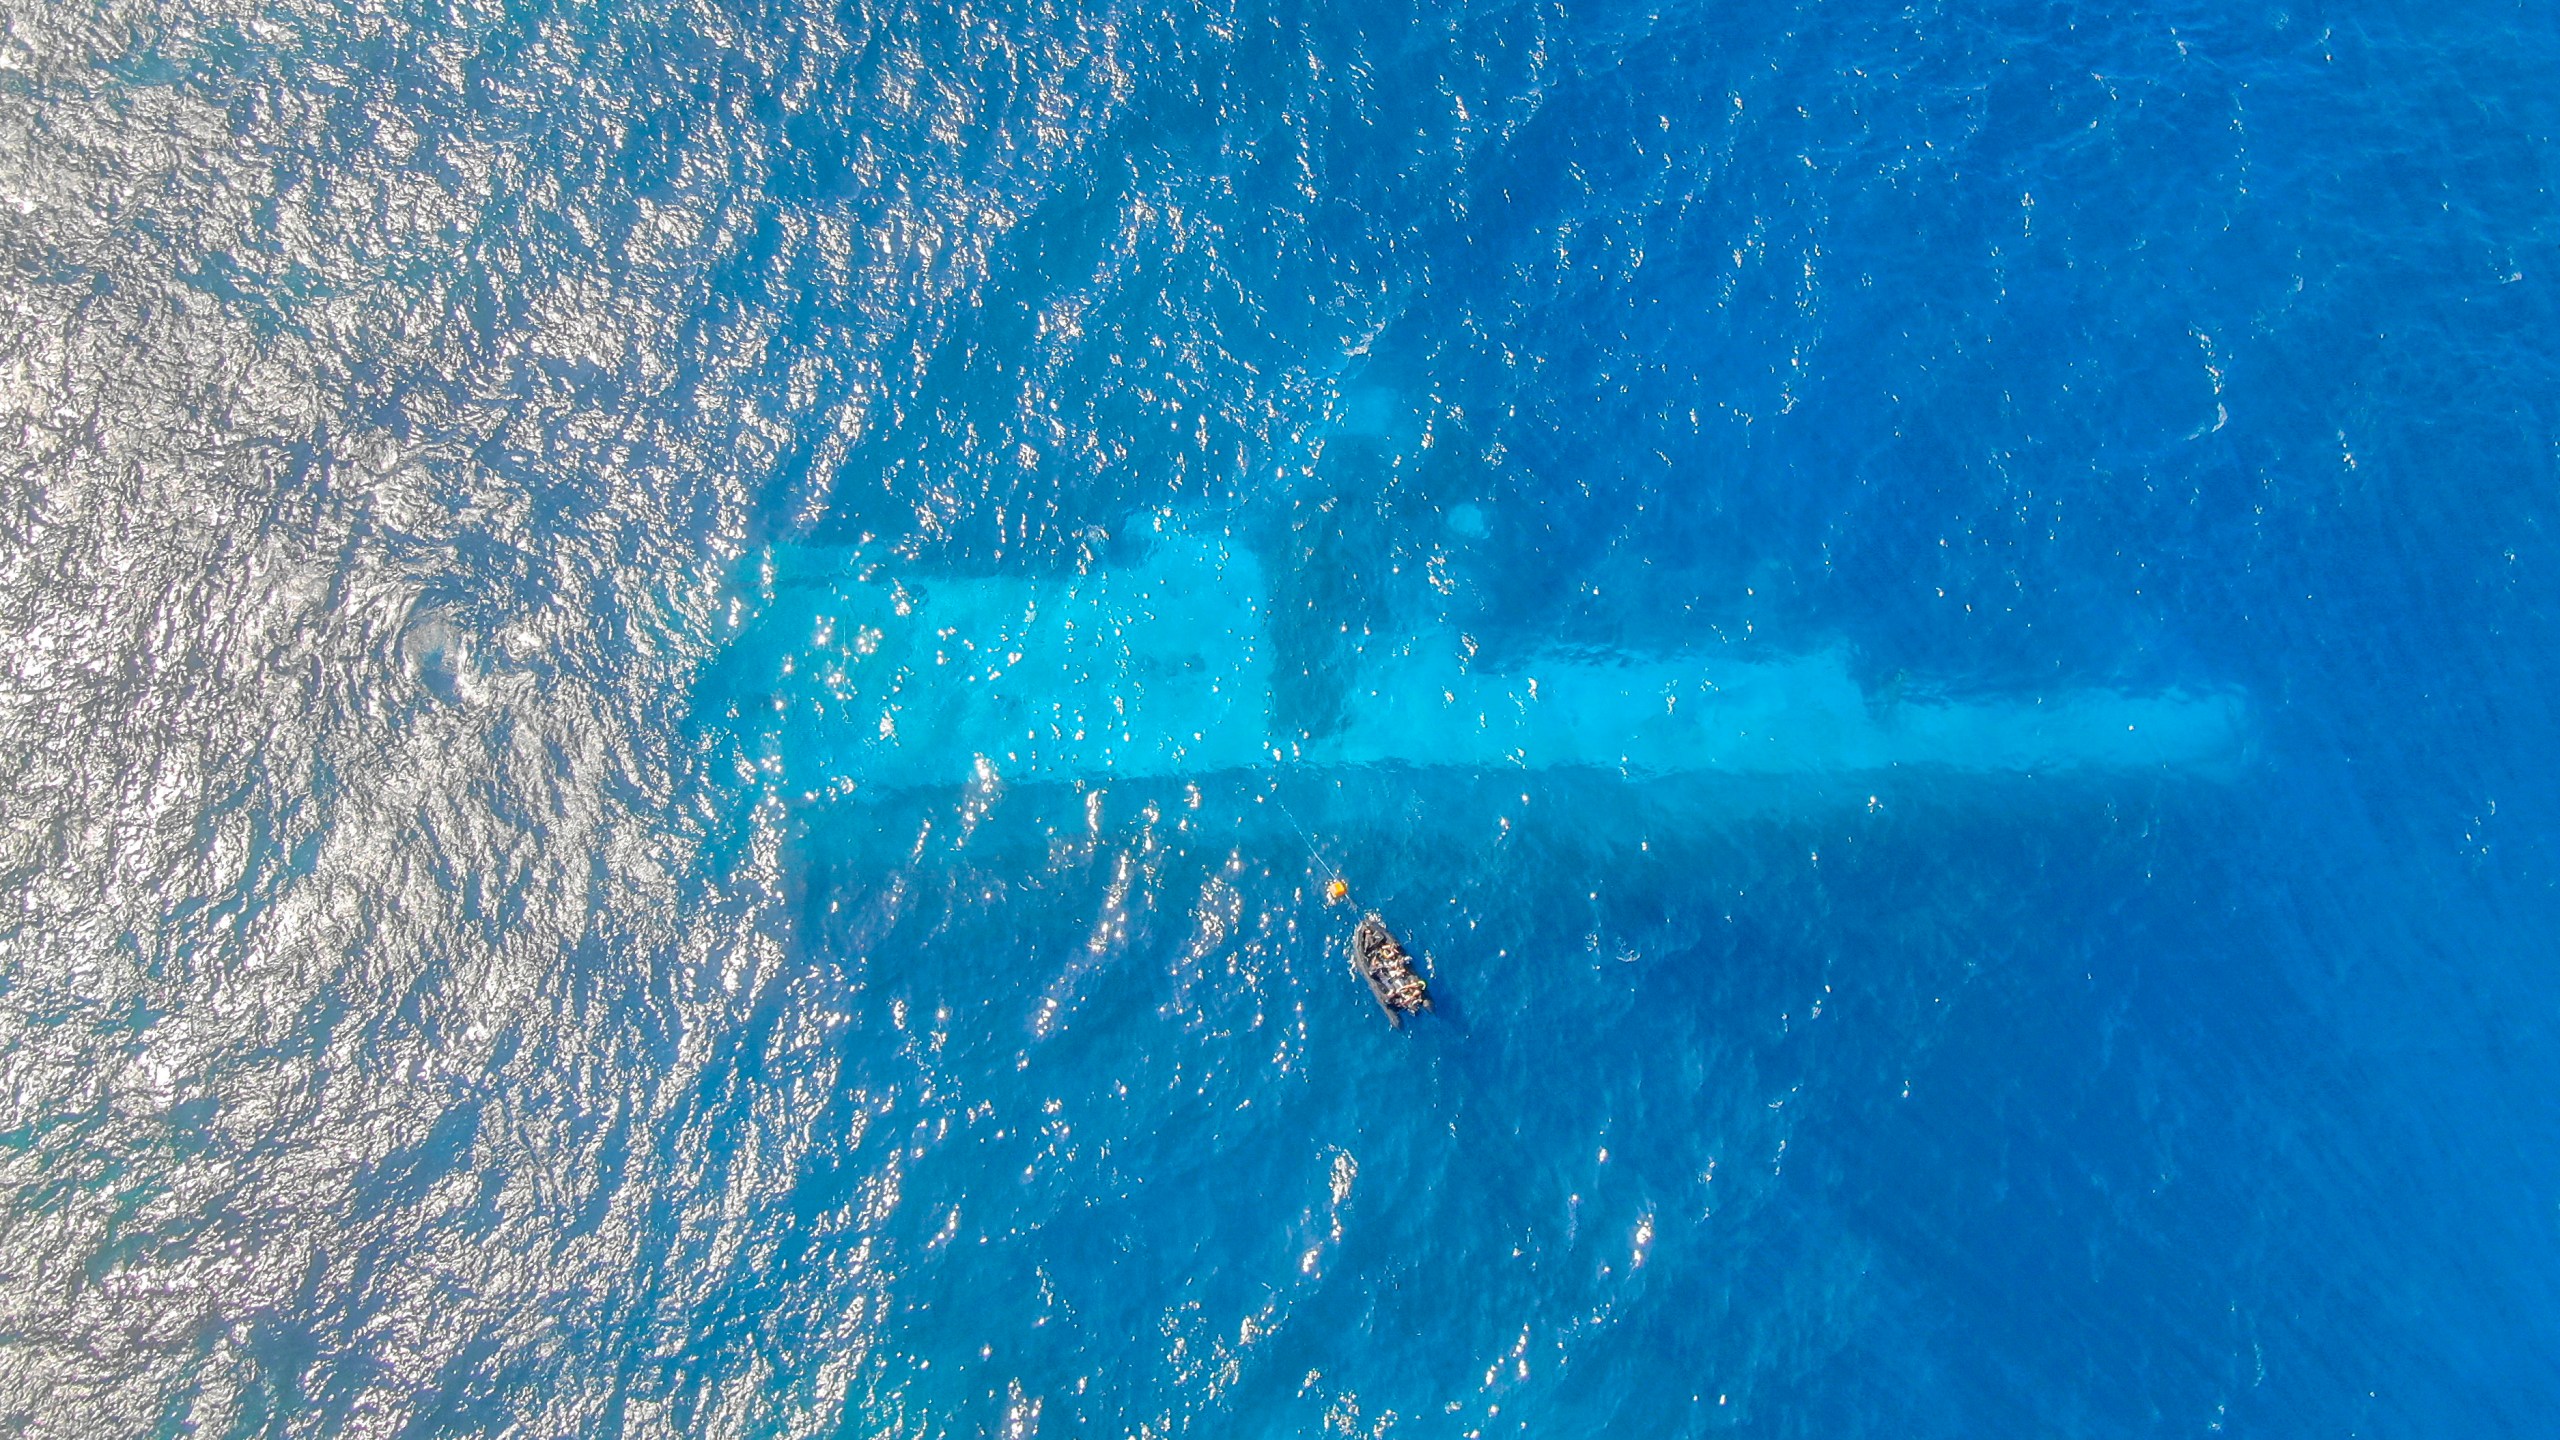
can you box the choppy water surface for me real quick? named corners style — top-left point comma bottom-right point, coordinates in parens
top-left (4, 0), bottom-right (2557, 1434)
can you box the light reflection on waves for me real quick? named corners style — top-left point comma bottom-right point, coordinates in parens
top-left (0, 0), bottom-right (1084, 1432)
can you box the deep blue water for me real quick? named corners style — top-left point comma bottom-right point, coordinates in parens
top-left (4, 0), bottom-right (2558, 1434)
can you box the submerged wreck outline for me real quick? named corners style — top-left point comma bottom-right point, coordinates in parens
top-left (708, 520), bottom-right (2245, 795)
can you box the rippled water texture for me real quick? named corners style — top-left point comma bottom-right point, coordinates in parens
top-left (5, 0), bottom-right (2558, 1434)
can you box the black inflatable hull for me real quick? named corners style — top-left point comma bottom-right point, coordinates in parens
top-left (1350, 915), bottom-right (1432, 1027)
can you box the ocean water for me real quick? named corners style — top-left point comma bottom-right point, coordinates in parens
top-left (4, 0), bottom-right (2557, 1433)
